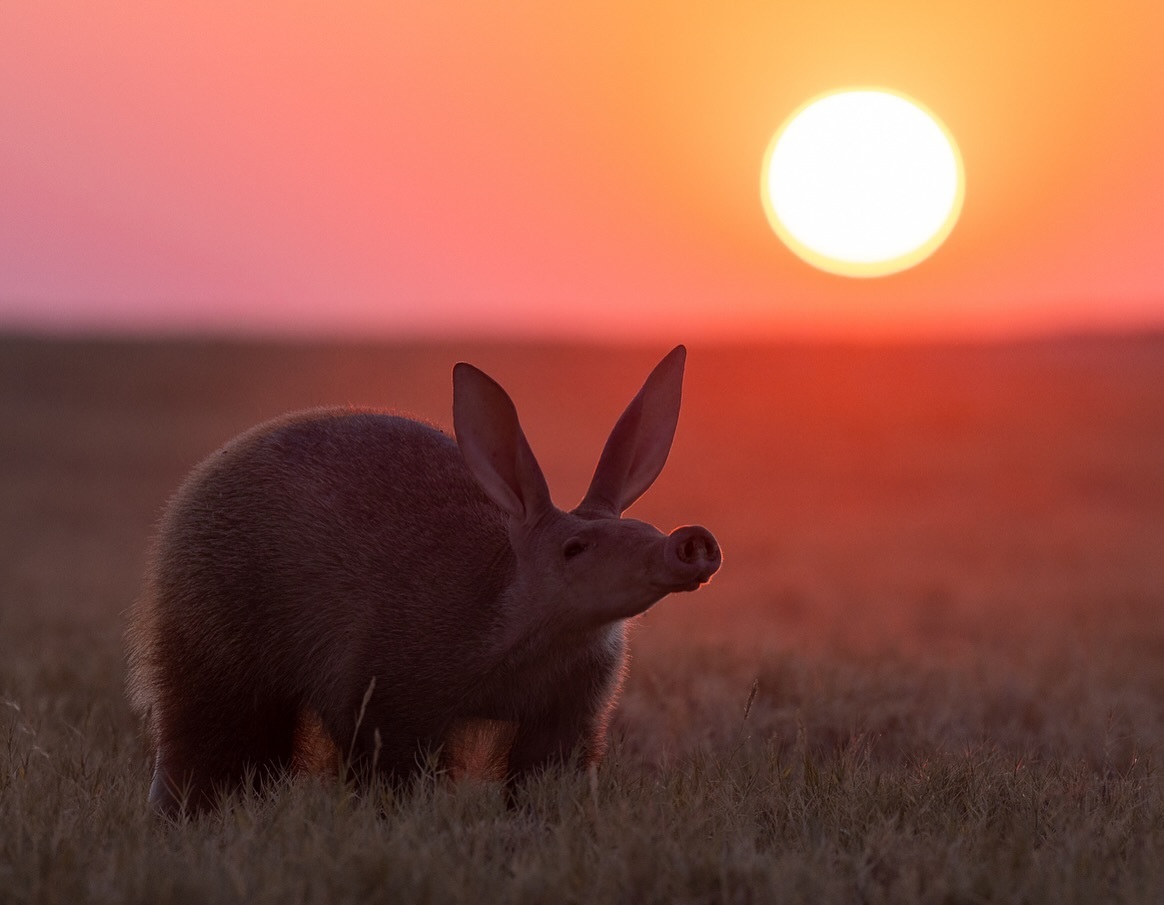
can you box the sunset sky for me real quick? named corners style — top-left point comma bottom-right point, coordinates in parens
top-left (2, 1), bottom-right (1163, 341)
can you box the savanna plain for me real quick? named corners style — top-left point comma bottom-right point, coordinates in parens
top-left (1, 336), bottom-right (1162, 904)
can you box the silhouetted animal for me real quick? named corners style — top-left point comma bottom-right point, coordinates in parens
top-left (126, 346), bottom-right (721, 816)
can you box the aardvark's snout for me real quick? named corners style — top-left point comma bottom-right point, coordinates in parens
top-left (663, 525), bottom-right (721, 590)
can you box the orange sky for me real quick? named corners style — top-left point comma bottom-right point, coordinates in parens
top-left (2, 1), bottom-right (1162, 341)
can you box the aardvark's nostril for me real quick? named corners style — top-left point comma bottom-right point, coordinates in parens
top-left (679, 535), bottom-right (716, 565)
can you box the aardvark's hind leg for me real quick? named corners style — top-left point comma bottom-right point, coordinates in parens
top-left (148, 702), bottom-right (298, 817)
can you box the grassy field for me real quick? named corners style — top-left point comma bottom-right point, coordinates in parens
top-left (1, 335), bottom-right (1162, 904)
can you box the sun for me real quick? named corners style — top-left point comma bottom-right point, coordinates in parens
top-left (761, 88), bottom-right (964, 277)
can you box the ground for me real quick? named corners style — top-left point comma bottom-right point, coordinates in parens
top-left (1, 335), bottom-right (1162, 903)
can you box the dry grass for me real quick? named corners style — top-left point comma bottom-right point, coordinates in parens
top-left (2, 335), bottom-right (1163, 903)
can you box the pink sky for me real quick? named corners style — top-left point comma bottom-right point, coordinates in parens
top-left (2, 1), bottom-right (1163, 341)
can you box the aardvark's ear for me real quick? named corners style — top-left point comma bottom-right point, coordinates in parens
top-left (576, 345), bottom-right (685, 518)
top-left (453, 363), bottom-right (552, 525)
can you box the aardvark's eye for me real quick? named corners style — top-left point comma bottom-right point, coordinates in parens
top-left (562, 538), bottom-right (588, 559)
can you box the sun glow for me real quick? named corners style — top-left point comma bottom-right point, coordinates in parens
top-left (762, 89), bottom-right (964, 277)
